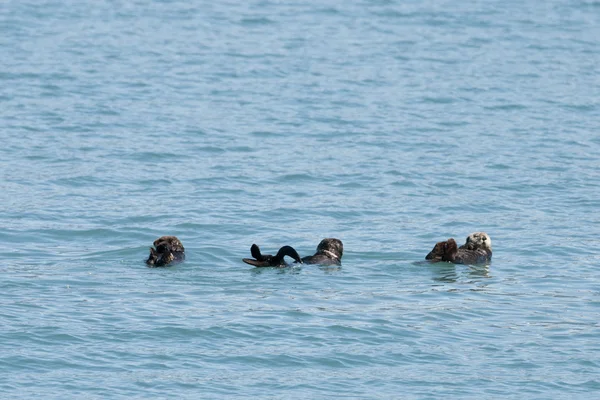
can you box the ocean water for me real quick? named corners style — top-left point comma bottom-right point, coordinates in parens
top-left (2, 0), bottom-right (600, 398)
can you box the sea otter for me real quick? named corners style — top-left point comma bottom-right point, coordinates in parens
top-left (301, 238), bottom-right (343, 265)
top-left (242, 244), bottom-right (303, 267)
top-left (146, 236), bottom-right (185, 267)
top-left (426, 232), bottom-right (492, 264)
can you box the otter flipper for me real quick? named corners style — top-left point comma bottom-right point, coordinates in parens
top-left (242, 257), bottom-right (272, 267)
top-left (147, 247), bottom-right (159, 266)
top-left (242, 244), bottom-right (302, 267)
top-left (425, 241), bottom-right (445, 261)
top-left (251, 244), bottom-right (267, 261)
top-left (243, 243), bottom-right (271, 267)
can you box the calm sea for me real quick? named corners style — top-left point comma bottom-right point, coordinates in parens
top-left (2, 0), bottom-right (600, 398)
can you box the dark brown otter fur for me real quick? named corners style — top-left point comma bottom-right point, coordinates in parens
top-left (425, 241), bottom-right (447, 262)
top-left (301, 238), bottom-right (343, 266)
top-left (146, 236), bottom-right (185, 267)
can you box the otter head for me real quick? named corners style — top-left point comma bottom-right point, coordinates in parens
top-left (316, 238), bottom-right (343, 260)
top-left (147, 236), bottom-right (184, 267)
top-left (153, 236), bottom-right (185, 253)
top-left (464, 232), bottom-right (492, 251)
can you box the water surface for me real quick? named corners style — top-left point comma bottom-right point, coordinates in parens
top-left (1, 0), bottom-right (600, 398)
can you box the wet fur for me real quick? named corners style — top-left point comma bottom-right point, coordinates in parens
top-left (146, 236), bottom-right (185, 267)
top-left (301, 238), bottom-right (343, 266)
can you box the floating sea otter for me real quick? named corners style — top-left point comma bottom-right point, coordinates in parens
top-left (146, 236), bottom-right (185, 267)
top-left (301, 238), bottom-right (343, 266)
top-left (242, 238), bottom-right (344, 267)
top-left (242, 244), bottom-right (303, 267)
top-left (425, 232), bottom-right (492, 264)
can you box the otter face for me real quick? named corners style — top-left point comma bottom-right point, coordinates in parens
top-left (464, 232), bottom-right (491, 250)
top-left (147, 236), bottom-right (184, 267)
top-left (316, 238), bottom-right (343, 260)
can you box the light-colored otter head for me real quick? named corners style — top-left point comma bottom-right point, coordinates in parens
top-left (464, 232), bottom-right (492, 250)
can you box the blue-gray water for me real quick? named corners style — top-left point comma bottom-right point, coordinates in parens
top-left (2, 0), bottom-right (600, 398)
